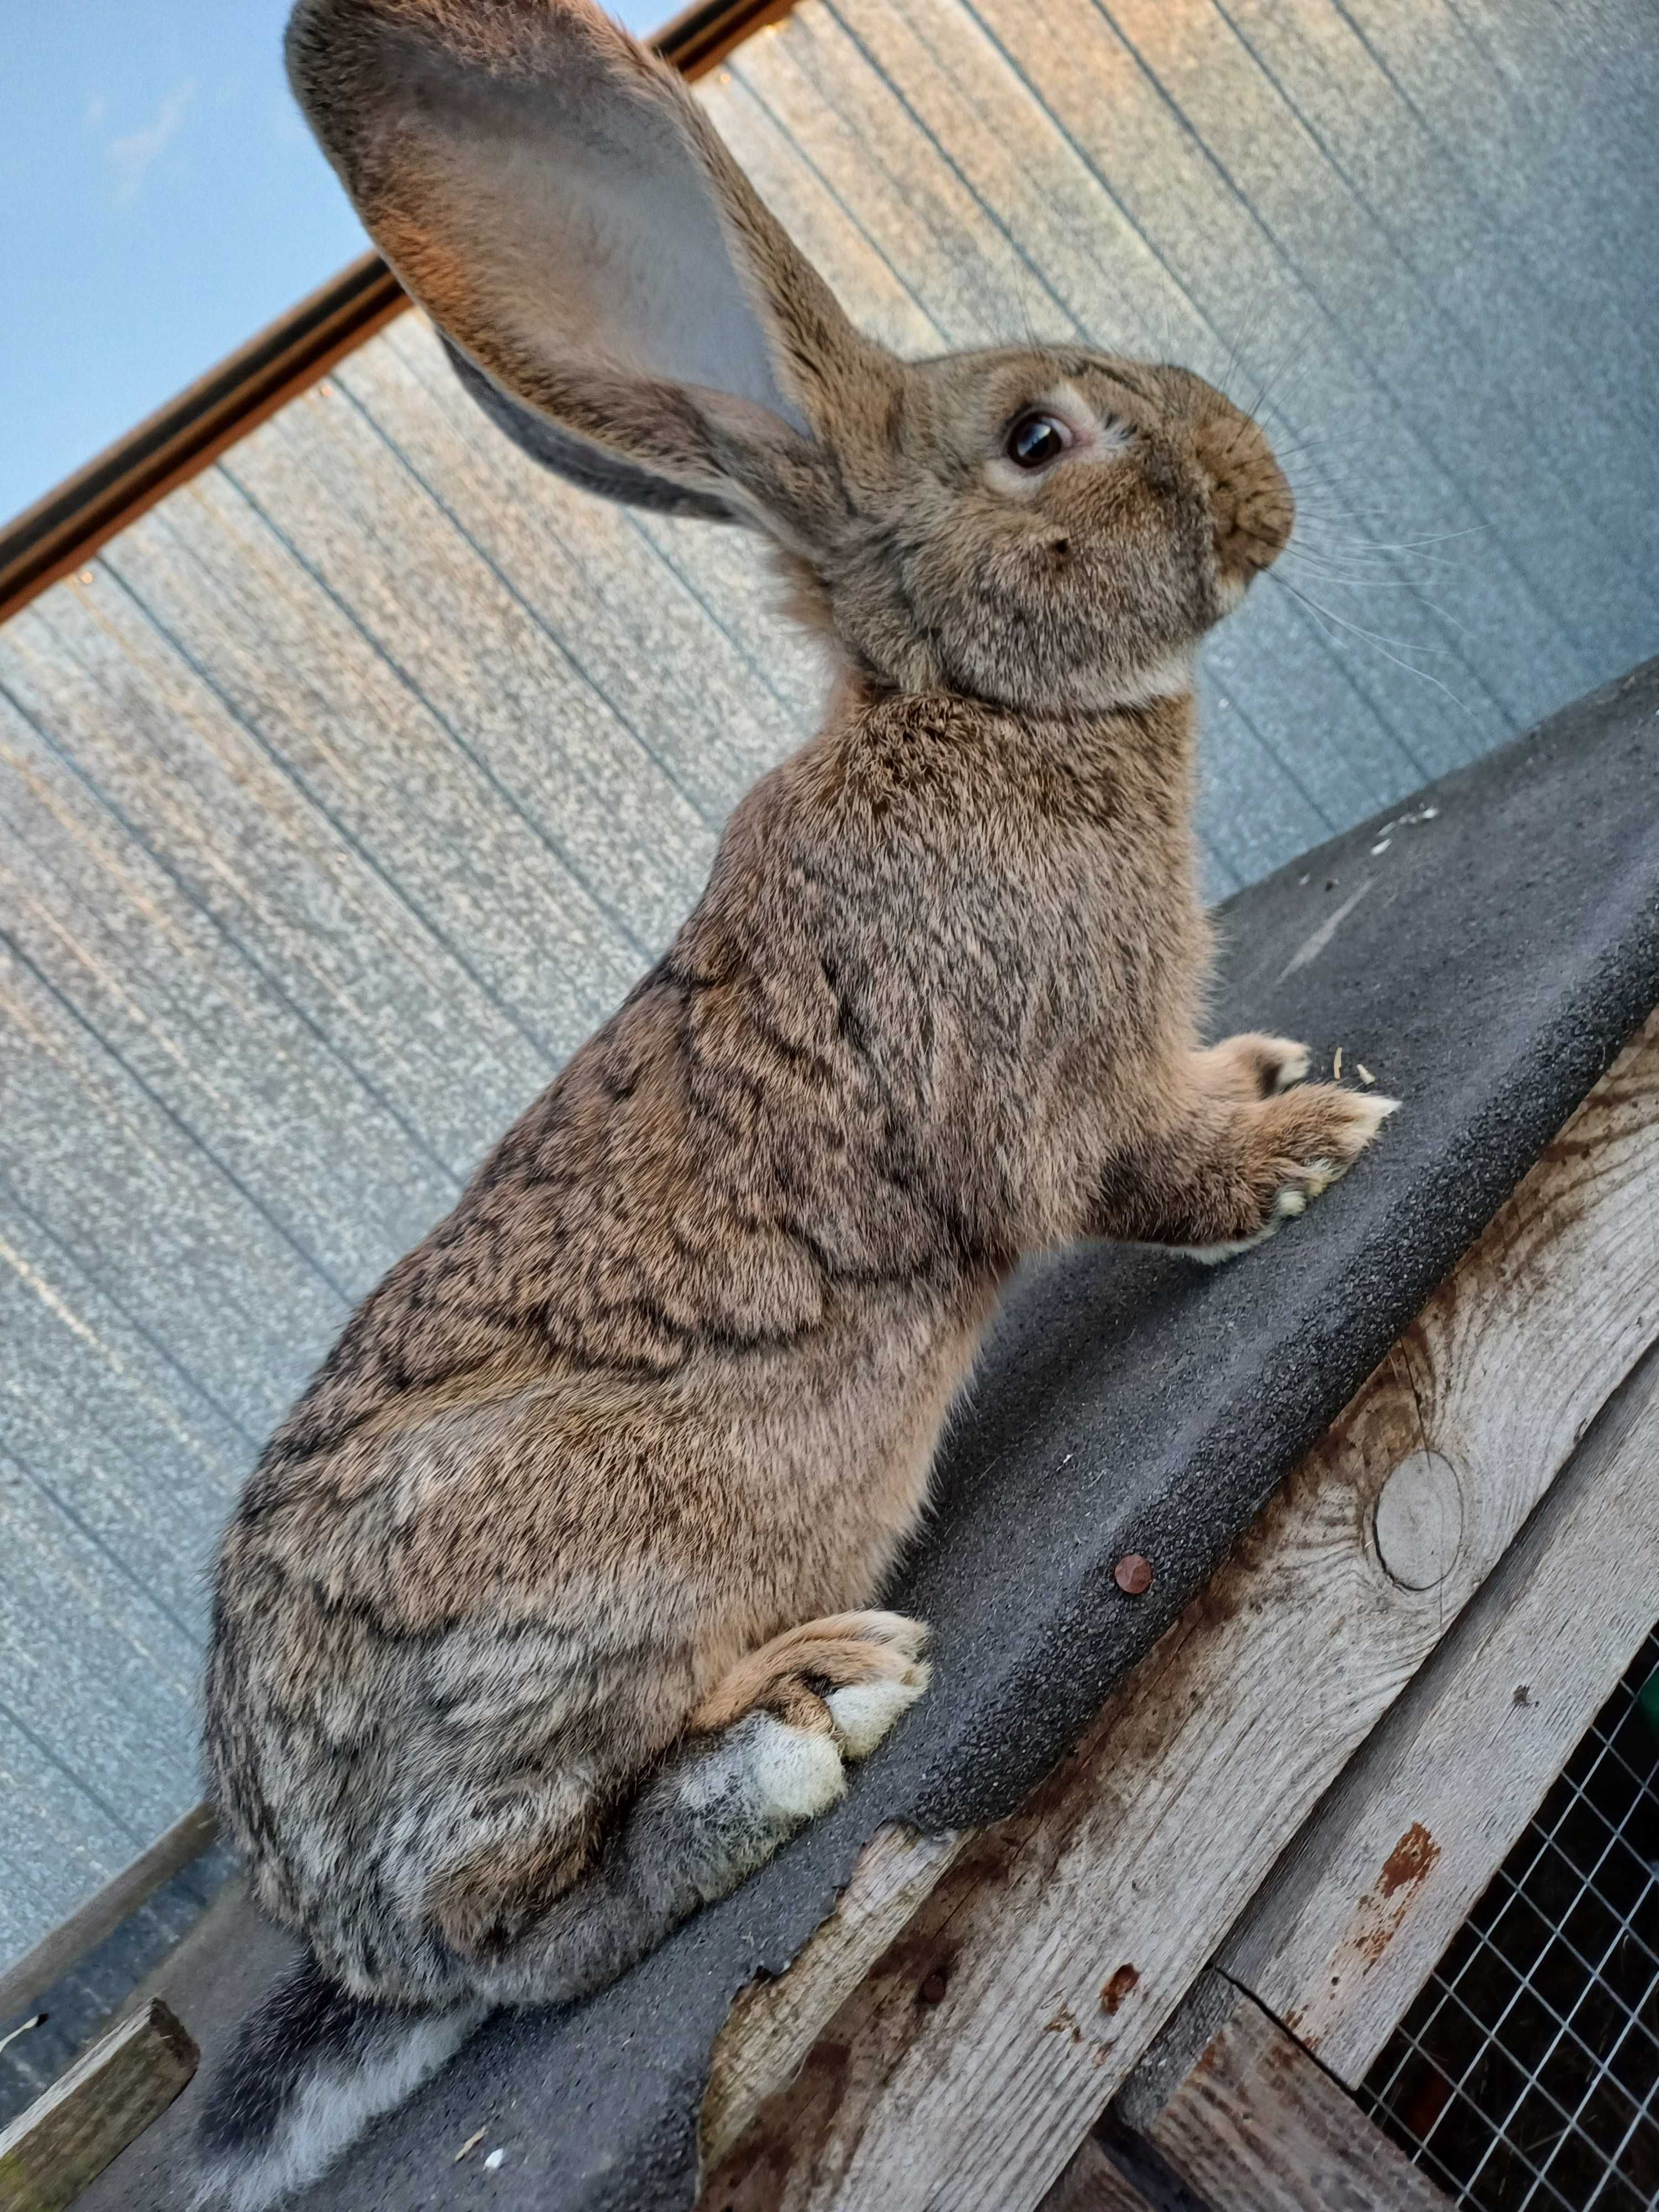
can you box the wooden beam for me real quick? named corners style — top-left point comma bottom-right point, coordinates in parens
top-left (700, 1824), bottom-right (967, 2169)
top-left (1218, 1331), bottom-right (1659, 2085)
top-left (1118, 1974), bottom-right (1451, 2212)
top-left (696, 1010), bottom-right (1659, 2211)
top-left (0, 1806), bottom-right (216, 2028)
top-left (0, 2000), bottom-right (197, 2212)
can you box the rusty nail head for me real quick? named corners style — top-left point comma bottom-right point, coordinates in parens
top-left (1113, 1553), bottom-right (1152, 1595)
top-left (918, 1966), bottom-right (950, 2006)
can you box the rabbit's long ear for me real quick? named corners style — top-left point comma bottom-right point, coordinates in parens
top-left (286, 0), bottom-right (894, 542)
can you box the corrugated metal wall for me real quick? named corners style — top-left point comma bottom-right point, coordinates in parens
top-left (2, 0), bottom-right (1655, 1969)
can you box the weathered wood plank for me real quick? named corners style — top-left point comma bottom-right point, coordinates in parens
top-left (0, 2000), bottom-right (197, 2212)
top-left (1218, 1331), bottom-right (1659, 2084)
top-left (701, 1825), bottom-right (968, 2169)
top-left (696, 1010), bottom-right (1659, 2211)
top-left (1121, 1973), bottom-right (1452, 2211)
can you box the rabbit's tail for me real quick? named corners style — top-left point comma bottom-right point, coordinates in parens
top-left (194, 1707), bottom-right (853, 2205)
top-left (192, 1954), bottom-right (487, 2211)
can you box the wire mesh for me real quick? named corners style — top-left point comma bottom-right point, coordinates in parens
top-left (1359, 1626), bottom-right (1659, 2210)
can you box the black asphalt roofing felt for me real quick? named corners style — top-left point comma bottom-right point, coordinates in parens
top-left (113, 659), bottom-right (1659, 2211)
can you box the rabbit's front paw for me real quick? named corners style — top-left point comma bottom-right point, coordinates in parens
top-left (1186, 1085), bottom-right (1399, 1264)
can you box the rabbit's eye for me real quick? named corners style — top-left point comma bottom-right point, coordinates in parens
top-left (1005, 413), bottom-right (1072, 470)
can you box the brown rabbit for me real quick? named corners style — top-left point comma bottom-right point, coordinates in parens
top-left (196, 2), bottom-right (1396, 2202)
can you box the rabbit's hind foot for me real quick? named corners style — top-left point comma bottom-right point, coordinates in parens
top-left (455, 1615), bottom-right (932, 2011)
top-left (672, 1611), bottom-right (931, 1894)
top-left (690, 1610), bottom-right (931, 1757)
top-left (465, 1709), bottom-right (852, 2009)
top-left (677, 1709), bottom-right (848, 1885)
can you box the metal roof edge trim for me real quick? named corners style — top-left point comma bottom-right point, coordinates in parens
top-left (0, 0), bottom-right (798, 626)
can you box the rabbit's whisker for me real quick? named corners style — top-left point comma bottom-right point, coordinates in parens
top-left (1246, 333), bottom-right (1317, 430)
top-left (1293, 522), bottom-right (1495, 554)
top-left (1283, 563), bottom-right (1470, 637)
top-left (1275, 579), bottom-right (1460, 656)
top-left (1281, 557), bottom-right (1458, 596)
top-left (1270, 574), bottom-right (1474, 714)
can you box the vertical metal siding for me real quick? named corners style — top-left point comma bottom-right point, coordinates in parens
top-left (1, 0), bottom-right (1655, 1968)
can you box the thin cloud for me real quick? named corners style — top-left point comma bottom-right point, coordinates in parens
top-left (107, 79), bottom-right (198, 204)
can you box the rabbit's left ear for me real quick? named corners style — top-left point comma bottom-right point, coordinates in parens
top-left (286, 0), bottom-right (896, 544)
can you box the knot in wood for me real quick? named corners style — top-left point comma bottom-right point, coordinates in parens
top-left (1373, 1450), bottom-right (1463, 1589)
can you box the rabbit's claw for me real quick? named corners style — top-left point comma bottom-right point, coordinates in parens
top-left (1184, 1087), bottom-right (1399, 1264)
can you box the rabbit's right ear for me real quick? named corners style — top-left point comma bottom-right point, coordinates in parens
top-left (286, 0), bottom-right (898, 546)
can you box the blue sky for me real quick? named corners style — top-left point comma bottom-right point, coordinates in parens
top-left (3, 2), bottom-right (667, 529)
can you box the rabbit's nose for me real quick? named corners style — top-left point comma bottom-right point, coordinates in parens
top-left (1194, 410), bottom-right (1294, 582)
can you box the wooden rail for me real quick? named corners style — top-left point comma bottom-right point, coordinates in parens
top-left (0, 2002), bottom-right (196, 2212)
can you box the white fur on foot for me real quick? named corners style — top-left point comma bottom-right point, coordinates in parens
top-left (1179, 1095), bottom-right (1400, 1266)
top-left (1178, 1183), bottom-right (1305, 1266)
top-left (846, 1610), bottom-right (929, 1664)
top-left (744, 1713), bottom-right (847, 1821)
top-left (1270, 1044), bottom-right (1311, 1092)
top-left (826, 1665), bottom-right (931, 1761)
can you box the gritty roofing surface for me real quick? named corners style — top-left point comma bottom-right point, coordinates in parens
top-left (178, 653), bottom-right (1648, 2209)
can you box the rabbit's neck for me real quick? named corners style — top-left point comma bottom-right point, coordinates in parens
top-left (819, 674), bottom-right (1201, 844)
